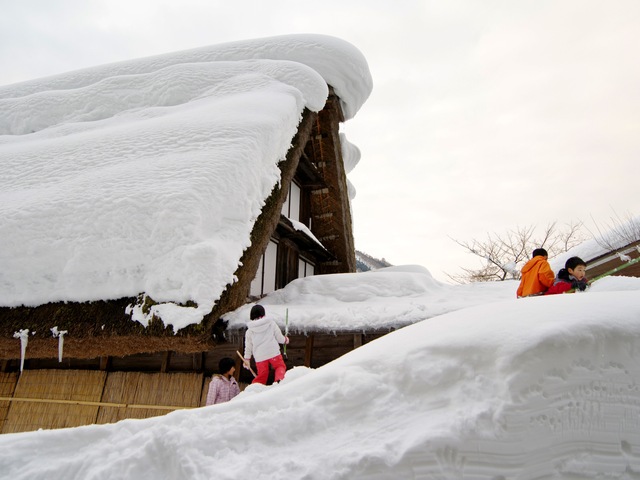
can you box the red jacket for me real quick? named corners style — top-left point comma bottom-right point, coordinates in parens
top-left (545, 280), bottom-right (573, 295)
top-left (545, 268), bottom-right (588, 295)
top-left (517, 256), bottom-right (555, 297)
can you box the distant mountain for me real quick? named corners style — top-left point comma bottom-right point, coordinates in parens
top-left (355, 250), bottom-right (393, 272)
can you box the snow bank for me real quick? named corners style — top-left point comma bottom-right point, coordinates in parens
top-left (224, 265), bottom-right (516, 332)
top-left (1, 278), bottom-right (639, 479)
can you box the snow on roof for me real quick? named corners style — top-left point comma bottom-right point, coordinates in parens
top-left (224, 232), bottom-right (640, 334)
top-left (0, 34), bottom-right (372, 120)
top-left (224, 265), bottom-right (517, 332)
top-left (0, 35), bottom-right (373, 330)
top-left (340, 132), bottom-right (360, 201)
top-left (549, 216), bottom-right (640, 273)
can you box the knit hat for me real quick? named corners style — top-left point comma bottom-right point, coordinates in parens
top-left (250, 304), bottom-right (265, 320)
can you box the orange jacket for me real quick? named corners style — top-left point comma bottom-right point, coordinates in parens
top-left (516, 256), bottom-right (555, 297)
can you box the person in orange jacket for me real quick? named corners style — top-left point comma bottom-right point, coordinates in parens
top-left (516, 248), bottom-right (555, 298)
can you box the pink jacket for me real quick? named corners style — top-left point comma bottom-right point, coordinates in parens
top-left (205, 375), bottom-right (240, 405)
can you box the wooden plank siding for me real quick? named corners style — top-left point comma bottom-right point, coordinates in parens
top-left (586, 240), bottom-right (640, 280)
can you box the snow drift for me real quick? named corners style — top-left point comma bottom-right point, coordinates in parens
top-left (1, 275), bottom-right (639, 479)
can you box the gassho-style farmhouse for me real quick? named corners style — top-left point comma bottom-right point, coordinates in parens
top-left (2, 34), bottom-right (638, 434)
top-left (0, 34), bottom-right (377, 433)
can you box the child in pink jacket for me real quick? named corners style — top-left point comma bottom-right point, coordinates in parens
top-left (243, 304), bottom-right (289, 384)
top-left (205, 357), bottom-right (240, 405)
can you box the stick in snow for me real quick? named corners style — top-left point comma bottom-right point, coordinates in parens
top-left (283, 308), bottom-right (289, 360)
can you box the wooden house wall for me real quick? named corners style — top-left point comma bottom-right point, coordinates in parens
top-left (586, 240), bottom-right (640, 279)
top-left (251, 89), bottom-right (357, 298)
top-left (305, 91), bottom-right (356, 275)
top-left (0, 329), bottom-right (390, 434)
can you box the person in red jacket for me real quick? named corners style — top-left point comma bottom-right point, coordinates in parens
top-left (517, 248), bottom-right (555, 298)
top-left (545, 256), bottom-right (588, 295)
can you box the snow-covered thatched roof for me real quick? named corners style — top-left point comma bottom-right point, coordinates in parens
top-left (0, 34), bottom-right (373, 330)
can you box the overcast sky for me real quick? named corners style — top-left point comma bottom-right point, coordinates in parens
top-left (2, 0), bottom-right (639, 281)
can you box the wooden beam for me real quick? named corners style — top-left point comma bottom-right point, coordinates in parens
top-left (161, 351), bottom-right (172, 373)
top-left (99, 356), bottom-right (111, 371)
top-left (0, 396), bottom-right (192, 411)
top-left (192, 352), bottom-right (203, 372)
top-left (353, 334), bottom-right (363, 349)
top-left (304, 335), bottom-right (315, 367)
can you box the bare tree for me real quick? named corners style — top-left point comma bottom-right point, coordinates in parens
top-left (447, 221), bottom-right (584, 283)
top-left (586, 210), bottom-right (640, 252)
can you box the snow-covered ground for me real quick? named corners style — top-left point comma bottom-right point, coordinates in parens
top-left (1, 268), bottom-right (639, 479)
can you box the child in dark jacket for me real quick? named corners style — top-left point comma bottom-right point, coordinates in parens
top-left (545, 256), bottom-right (588, 295)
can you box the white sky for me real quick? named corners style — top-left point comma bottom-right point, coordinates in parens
top-left (2, 0), bottom-right (639, 281)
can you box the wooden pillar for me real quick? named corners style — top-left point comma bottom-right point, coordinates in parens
top-left (160, 351), bottom-right (172, 373)
top-left (192, 352), bottom-right (203, 372)
top-left (99, 356), bottom-right (111, 371)
top-left (304, 335), bottom-right (315, 367)
top-left (353, 334), bottom-right (363, 349)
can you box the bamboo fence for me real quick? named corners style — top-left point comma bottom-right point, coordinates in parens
top-left (3, 370), bottom-right (106, 434)
top-left (96, 371), bottom-right (203, 424)
top-left (0, 370), bottom-right (211, 433)
top-left (0, 372), bottom-right (17, 432)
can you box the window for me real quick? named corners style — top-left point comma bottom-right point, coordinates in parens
top-left (281, 181), bottom-right (301, 222)
top-left (249, 240), bottom-right (279, 297)
top-left (298, 257), bottom-right (315, 278)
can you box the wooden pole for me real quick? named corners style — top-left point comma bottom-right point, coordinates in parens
top-left (236, 350), bottom-right (257, 377)
top-left (0, 396), bottom-right (193, 411)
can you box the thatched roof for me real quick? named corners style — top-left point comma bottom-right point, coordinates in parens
top-left (0, 34), bottom-right (371, 361)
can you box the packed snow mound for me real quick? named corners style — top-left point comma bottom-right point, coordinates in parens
top-left (0, 35), bottom-right (372, 330)
top-left (1, 288), bottom-right (639, 479)
top-left (224, 266), bottom-right (517, 332)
